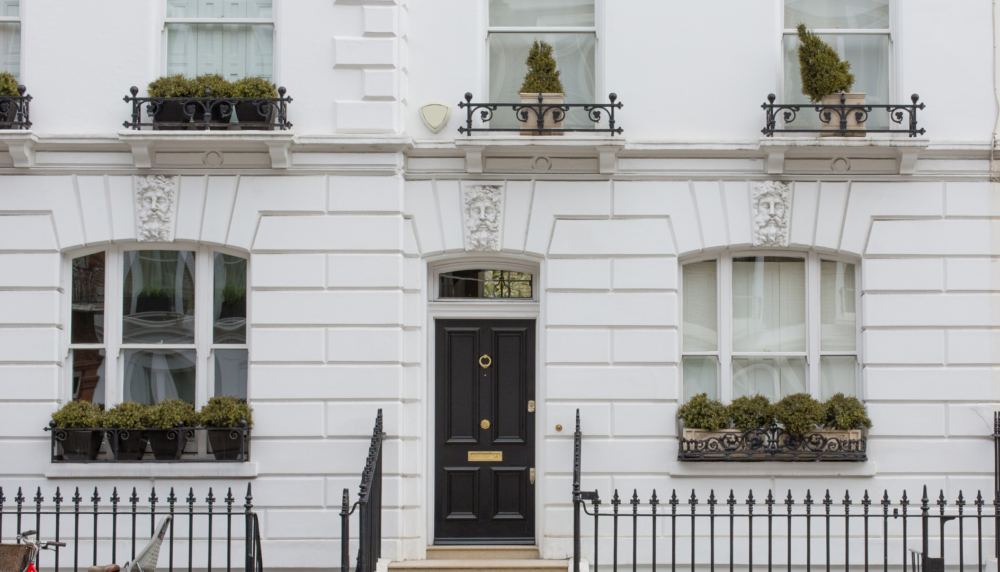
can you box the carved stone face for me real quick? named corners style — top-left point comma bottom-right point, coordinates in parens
top-left (138, 187), bottom-right (170, 224)
top-left (756, 193), bottom-right (785, 233)
top-left (466, 198), bottom-right (498, 234)
top-left (134, 176), bottom-right (176, 242)
top-left (462, 186), bottom-right (502, 251)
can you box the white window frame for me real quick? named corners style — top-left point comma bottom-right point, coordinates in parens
top-left (779, 0), bottom-right (897, 106)
top-left (679, 250), bottom-right (861, 403)
top-left (159, 0), bottom-right (280, 83)
top-left (0, 0), bottom-right (21, 81)
top-left (64, 243), bottom-right (251, 409)
top-left (483, 0), bottom-right (602, 105)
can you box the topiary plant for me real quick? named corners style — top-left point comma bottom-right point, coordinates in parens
top-left (796, 24), bottom-right (855, 102)
top-left (822, 393), bottom-right (872, 431)
top-left (147, 74), bottom-right (194, 98)
top-left (51, 401), bottom-right (104, 428)
top-left (221, 283), bottom-right (246, 305)
top-left (678, 393), bottom-right (730, 431)
top-left (147, 399), bottom-right (200, 429)
top-left (104, 401), bottom-right (152, 429)
top-left (200, 396), bottom-right (253, 428)
top-left (191, 74), bottom-right (234, 98)
top-left (519, 40), bottom-right (564, 94)
top-left (727, 394), bottom-right (774, 432)
top-left (773, 393), bottom-right (824, 437)
top-left (0, 71), bottom-right (19, 97)
top-left (232, 76), bottom-right (278, 99)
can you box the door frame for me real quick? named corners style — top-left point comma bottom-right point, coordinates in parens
top-left (425, 256), bottom-right (544, 549)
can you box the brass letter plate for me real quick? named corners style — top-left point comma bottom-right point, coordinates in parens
top-left (468, 451), bottom-right (502, 462)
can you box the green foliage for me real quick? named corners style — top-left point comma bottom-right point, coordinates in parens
top-left (147, 75), bottom-right (194, 98)
top-left (519, 40), bottom-right (564, 94)
top-left (822, 393), bottom-right (872, 431)
top-left (200, 396), bottom-right (253, 428)
top-left (191, 74), bottom-right (235, 98)
top-left (0, 71), bottom-right (19, 97)
top-left (773, 393), bottom-right (824, 437)
top-left (221, 283), bottom-right (247, 305)
top-left (727, 394), bottom-right (774, 432)
top-left (796, 24), bottom-right (855, 102)
top-left (147, 399), bottom-right (200, 429)
top-left (104, 402), bottom-right (152, 429)
top-left (51, 401), bottom-right (104, 429)
top-left (678, 393), bottom-right (730, 431)
top-left (233, 76), bottom-right (278, 98)
top-left (138, 287), bottom-right (172, 298)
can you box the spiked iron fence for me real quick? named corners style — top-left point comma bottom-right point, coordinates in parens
top-left (341, 409), bottom-right (385, 572)
top-left (573, 410), bottom-right (1000, 572)
top-left (0, 484), bottom-right (262, 572)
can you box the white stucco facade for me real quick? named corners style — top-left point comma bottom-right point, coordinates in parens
top-left (0, 0), bottom-right (998, 569)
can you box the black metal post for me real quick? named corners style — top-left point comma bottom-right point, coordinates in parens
top-left (573, 409), bottom-right (582, 572)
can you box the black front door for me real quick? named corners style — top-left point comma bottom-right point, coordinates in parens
top-left (434, 319), bottom-right (535, 544)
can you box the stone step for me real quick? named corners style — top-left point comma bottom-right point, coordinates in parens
top-left (424, 546), bottom-right (540, 560)
top-left (388, 559), bottom-right (567, 572)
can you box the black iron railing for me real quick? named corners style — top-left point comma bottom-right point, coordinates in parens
top-left (458, 92), bottom-right (623, 136)
top-left (0, 85), bottom-right (31, 130)
top-left (678, 423), bottom-right (867, 462)
top-left (341, 409), bottom-right (385, 572)
top-left (124, 87), bottom-right (292, 131)
top-left (762, 93), bottom-right (925, 137)
top-left (0, 484), bottom-right (262, 572)
top-left (45, 424), bottom-right (251, 463)
top-left (573, 410), bottom-right (1000, 572)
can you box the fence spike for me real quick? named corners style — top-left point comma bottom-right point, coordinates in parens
top-left (727, 489), bottom-right (736, 515)
top-left (976, 490), bottom-right (984, 512)
top-left (612, 489), bottom-right (620, 513)
top-left (244, 483), bottom-right (253, 511)
top-left (630, 489), bottom-right (639, 510)
top-left (53, 487), bottom-right (63, 507)
top-left (766, 490), bottom-right (774, 513)
top-left (34, 487), bottom-right (43, 509)
top-left (187, 488), bottom-right (196, 508)
top-left (862, 490), bottom-right (871, 514)
top-left (747, 490), bottom-right (755, 514)
top-left (785, 489), bottom-right (794, 512)
top-left (689, 489), bottom-right (698, 510)
top-left (937, 489), bottom-right (946, 514)
top-left (0, 487), bottom-right (5, 508)
top-left (207, 488), bottom-right (216, 506)
top-left (650, 489), bottom-right (659, 508)
top-left (882, 490), bottom-right (891, 513)
top-left (901, 490), bottom-right (909, 509)
top-left (921, 486), bottom-right (929, 511)
top-left (226, 488), bottom-right (235, 509)
top-left (72, 487), bottom-right (82, 509)
top-left (149, 487), bottom-right (158, 507)
top-left (708, 489), bottom-right (717, 511)
top-left (804, 489), bottom-right (813, 513)
top-left (166, 488), bottom-right (175, 508)
top-left (669, 489), bottom-right (678, 512)
top-left (957, 490), bottom-right (965, 514)
top-left (16, 487), bottom-right (24, 508)
top-left (130, 488), bottom-right (139, 508)
top-left (111, 487), bottom-right (120, 507)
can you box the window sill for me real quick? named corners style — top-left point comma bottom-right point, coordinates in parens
top-left (668, 460), bottom-right (876, 478)
top-left (45, 462), bottom-right (258, 479)
top-left (758, 135), bottom-right (930, 175)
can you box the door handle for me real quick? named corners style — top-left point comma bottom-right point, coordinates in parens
top-left (480, 419), bottom-right (490, 430)
top-left (529, 468), bottom-right (535, 485)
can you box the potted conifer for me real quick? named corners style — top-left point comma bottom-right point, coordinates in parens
top-left (146, 399), bottom-right (200, 461)
top-left (104, 402), bottom-right (151, 461)
top-left (50, 401), bottom-right (105, 461)
top-left (519, 40), bottom-right (565, 135)
top-left (796, 24), bottom-right (863, 136)
top-left (146, 75), bottom-right (193, 131)
top-left (201, 396), bottom-right (253, 460)
top-left (233, 76), bottom-right (279, 130)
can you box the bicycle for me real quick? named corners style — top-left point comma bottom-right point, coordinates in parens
top-left (0, 530), bottom-right (66, 572)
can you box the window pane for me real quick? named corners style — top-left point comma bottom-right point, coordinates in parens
top-left (123, 349), bottom-right (196, 405)
top-left (488, 32), bottom-right (596, 129)
top-left (821, 356), bottom-right (856, 399)
top-left (682, 356), bottom-right (718, 401)
top-left (0, 22), bottom-right (19, 79)
top-left (122, 251), bottom-right (196, 344)
top-left (732, 257), bottom-right (805, 352)
top-left (782, 34), bottom-right (890, 129)
top-left (785, 0), bottom-right (889, 29)
top-left (167, 23), bottom-right (274, 81)
top-left (821, 260), bottom-right (856, 351)
top-left (167, 0), bottom-right (272, 18)
top-left (215, 349), bottom-right (248, 400)
top-left (732, 356), bottom-right (807, 401)
top-left (683, 261), bottom-right (717, 352)
top-left (72, 349), bottom-right (105, 407)
top-left (214, 253), bottom-right (247, 344)
top-left (72, 252), bottom-right (105, 344)
top-left (439, 270), bottom-right (533, 299)
top-left (489, 0), bottom-right (595, 27)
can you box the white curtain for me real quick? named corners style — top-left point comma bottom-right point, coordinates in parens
top-left (732, 257), bottom-right (806, 353)
top-left (1, 0), bottom-right (19, 78)
top-left (123, 350), bottom-right (196, 405)
top-left (683, 260), bottom-right (718, 352)
top-left (732, 356), bottom-right (807, 401)
top-left (820, 261), bottom-right (856, 351)
top-left (167, 0), bottom-right (273, 81)
top-left (214, 349), bottom-right (248, 400)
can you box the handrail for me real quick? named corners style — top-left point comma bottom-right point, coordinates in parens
top-left (341, 409), bottom-right (384, 572)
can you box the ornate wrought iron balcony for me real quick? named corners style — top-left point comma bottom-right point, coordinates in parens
top-left (0, 84), bottom-right (31, 130)
top-left (762, 93), bottom-right (925, 137)
top-left (124, 86), bottom-right (292, 130)
top-left (46, 424), bottom-right (251, 462)
top-left (458, 92), bottom-right (623, 136)
top-left (678, 423), bottom-right (867, 462)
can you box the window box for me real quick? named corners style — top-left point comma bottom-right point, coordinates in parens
top-left (678, 424), bottom-right (867, 462)
top-left (124, 87), bottom-right (292, 131)
top-left (46, 425), bottom-right (251, 463)
top-left (0, 84), bottom-right (30, 130)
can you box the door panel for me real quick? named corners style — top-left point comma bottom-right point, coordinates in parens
top-left (435, 319), bottom-right (535, 544)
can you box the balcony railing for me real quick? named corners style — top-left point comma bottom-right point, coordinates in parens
top-left (340, 410), bottom-right (384, 572)
top-left (0, 85), bottom-right (31, 130)
top-left (458, 92), bottom-right (623, 136)
top-left (762, 93), bottom-right (925, 137)
top-left (45, 424), bottom-right (251, 463)
top-left (124, 86), bottom-right (292, 131)
top-left (677, 423), bottom-right (867, 462)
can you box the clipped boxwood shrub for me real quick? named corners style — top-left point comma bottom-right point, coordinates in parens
top-left (104, 401), bottom-right (152, 429)
top-left (773, 393), bottom-right (824, 437)
top-left (147, 399), bottom-right (200, 429)
top-left (727, 394), bottom-right (774, 432)
top-left (796, 24), bottom-right (855, 102)
top-left (822, 393), bottom-right (872, 431)
top-left (147, 74), bottom-right (194, 98)
top-left (233, 76), bottom-right (278, 99)
top-left (191, 74), bottom-right (234, 98)
top-left (200, 396), bottom-right (253, 428)
top-left (0, 71), bottom-right (19, 97)
top-left (51, 401), bottom-right (104, 428)
top-left (678, 393), bottom-right (729, 431)
top-left (519, 40), bottom-right (564, 94)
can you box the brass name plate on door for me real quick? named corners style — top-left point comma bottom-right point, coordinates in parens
top-left (468, 451), bottom-right (502, 462)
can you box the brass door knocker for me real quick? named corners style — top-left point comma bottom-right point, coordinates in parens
top-left (479, 354), bottom-right (491, 369)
